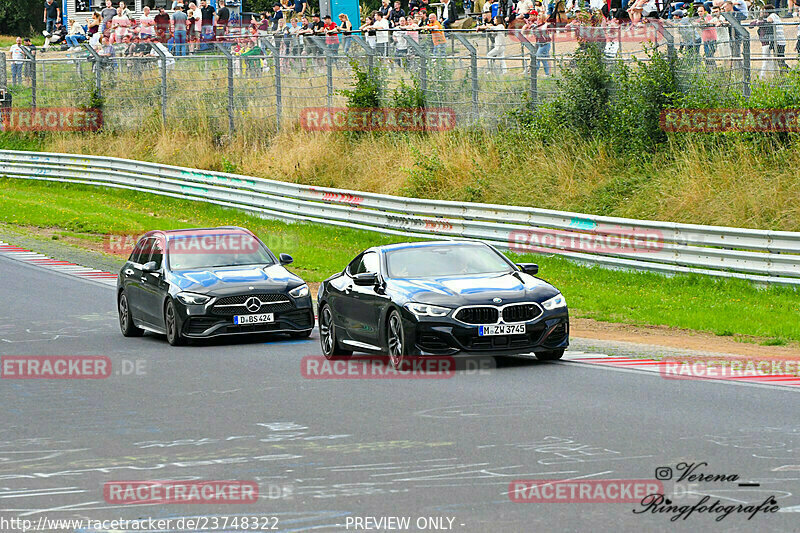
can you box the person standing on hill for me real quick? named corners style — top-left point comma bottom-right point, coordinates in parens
top-left (44, 0), bottom-right (61, 35)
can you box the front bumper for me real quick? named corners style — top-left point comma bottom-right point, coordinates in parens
top-left (175, 295), bottom-right (314, 338)
top-left (408, 310), bottom-right (569, 356)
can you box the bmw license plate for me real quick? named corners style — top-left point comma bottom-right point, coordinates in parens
top-left (479, 324), bottom-right (526, 336)
top-left (234, 313), bottom-right (274, 325)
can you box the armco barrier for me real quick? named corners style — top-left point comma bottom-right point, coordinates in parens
top-left (1, 150), bottom-right (799, 285)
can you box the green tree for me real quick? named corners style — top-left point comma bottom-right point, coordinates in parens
top-left (0, 0), bottom-right (45, 37)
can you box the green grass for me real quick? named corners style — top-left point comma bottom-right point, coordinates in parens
top-left (1, 177), bottom-right (799, 342)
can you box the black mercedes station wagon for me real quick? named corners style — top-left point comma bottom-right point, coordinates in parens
top-left (116, 227), bottom-right (313, 345)
top-left (317, 240), bottom-right (569, 368)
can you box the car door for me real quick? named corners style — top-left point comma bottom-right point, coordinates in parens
top-left (345, 251), bottom-right (384, 346)
top-left (121, 237), bottom-right (151, 319)
top-left (138, 235), bottom-right (169, 327)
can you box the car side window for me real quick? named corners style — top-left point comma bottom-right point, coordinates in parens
top-left (362, 252), bottom-right (379, 274)
top-left (130, 238), bottom-right (151, 264)
top-left (147, 238), bottom-right (164, 270)
top-left (347, 254), bottom-right (364, 276)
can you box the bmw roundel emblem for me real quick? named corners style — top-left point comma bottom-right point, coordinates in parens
top-left (493, 297), bottom-right (502, 304)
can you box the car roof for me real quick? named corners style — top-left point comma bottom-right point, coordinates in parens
top-left (141, 227), bottom-right (253, 240)
top-left (375, 240), bottom-right (488, 253)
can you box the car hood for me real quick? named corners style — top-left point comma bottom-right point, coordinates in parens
top-left (168, 264), bottom-right (303, 295)
top-left (387, 271), bottom-right (560, 307)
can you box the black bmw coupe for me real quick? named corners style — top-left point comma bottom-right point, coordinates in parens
top-left (317, 240), bottom-right (569, 367)
top-left (117, 227), bottom-right (313, 345)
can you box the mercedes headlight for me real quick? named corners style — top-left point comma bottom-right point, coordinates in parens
top-left (289, 284), bottom-right (309, 298)
top-left (405, 303), bottom-right (451, 317)
top-left (542, 293), bottom-right (567, 310)
top-left (176, 291), bottom-right (211, 305)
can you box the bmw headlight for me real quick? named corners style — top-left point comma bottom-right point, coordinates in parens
top-left (176, 291), bottom-right (211, 305)
top-left (289, 284), bottom-right (309, 298)
top-left (405, 303), bottom-right (451, 317)
top-left (542, 293), bottom-right (567, 310)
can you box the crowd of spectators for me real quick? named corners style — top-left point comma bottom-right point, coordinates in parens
top-left (3, 0), bottom-right (798, 86)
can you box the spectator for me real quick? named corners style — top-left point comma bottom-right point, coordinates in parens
top-left (100, 0), bottom-right (117, 34)
top-left (394, 16), bottom-right (409, 65)
top-left (88, 12), bottom-right (101, 46)
top-left (186, 8), bottom-right (198, 50)
top-left (217, 3), bottom-right (230, 38)
top-left (478, 15), bottom-right (506, 72)
top-left (43, 20), bottom-right (68, 50)
top-left (288, 18), bottom-right (303, 68)
top-left (172, 7), bottom-right (188, 56)
top-left (765, 4), bottom-right (788, 69)
top-left (118, 2), bottom-right (133, 19)
top-left (441, 0), bottom-right (458, 28)
top-left (323, 15), bottom-right (340, 57)
top-left (389, 1), bottom-right (406, 26)
top-left (533, 10), bottom-right (551, 75)
top-left (750, 5), bottom-right (775, 77)
top-left (294, 0), bottom-right (307, 16)
top-left (270, 3), bottom-right (284, 30)
top-left (138, 7), bottom-right (155, 39)
top-left (155, 7), bottom-right (171, 43)
top-left (374, 11), bottom-right (391, 56)
top-left (362, 15), bottom-right (377, 48)
top-left (378, 0), bottom-right (392, 18)
top-left (275, 18), bottom-right (290, 69)
top-left (426, 13), bottom-right (446, 55)
top-left (338, 13), bottom-right (353, 54)
top-left (310, 13), bottom-right (326, 66)
top-left (66, 18), bottom-right (88, 49)
top-left (43, 0), bottom-right (61, 35)
top-left (172, 0), bottom-right (187, 10)
top-left (200, 0), bottom-right (216, 40)
top-left (9, 37), bottom-right (24, 86)
top-left (673, 10), bottom-right (700, 54)
top-left (110, 7), bottom-right (131, 45)
top-left (696, 5), bottom-right (717, 63)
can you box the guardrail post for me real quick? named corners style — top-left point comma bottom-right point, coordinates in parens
top-left (261, 39), bottom-right (282, 132)
top-left (517, 34), bottom-right (538, 111)
top-left (215, 44), bottom-right (236, 136)
top-left (83, 43), bottom-right (102, 100)
top-left (453, 34), bottom-right (478, 124)
top-left (20, 47), bottom-right (36, 108)
top-left (405, 38), bottom-right (429, 99)
top-left (149, 43), bottom-right (168, 125)
top-left (722, 12), bottom-right (750, 98)
top-left (349, 35), bottom-right (376, 77)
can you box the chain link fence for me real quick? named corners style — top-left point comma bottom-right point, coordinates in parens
top-left (2, 17), bottom-right (799, 133)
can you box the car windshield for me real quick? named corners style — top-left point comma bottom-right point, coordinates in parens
top-left (167, 232), bottom-right (275, 270)
top-left (385, 244), bottom-right (513, 278)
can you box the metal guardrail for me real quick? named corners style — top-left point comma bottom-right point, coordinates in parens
top-left (1, 149), bottom-right (799, 285)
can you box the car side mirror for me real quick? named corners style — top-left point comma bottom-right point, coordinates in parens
top-left (279, 253), bottom-right (293, 266)
top-left (517, 263), bottom-right (538, 276)
top-left (142, 261), bottom-right (159, 273)
top-left (352, 272), bottom-right (378, 286)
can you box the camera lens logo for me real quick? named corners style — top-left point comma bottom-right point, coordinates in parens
top-left (655, 467), bottom-right (673, 480)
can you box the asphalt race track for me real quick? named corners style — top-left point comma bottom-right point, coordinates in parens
top-left (1, 253), bottom-right (800, 532)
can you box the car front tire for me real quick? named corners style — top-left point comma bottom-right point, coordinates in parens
top-left (164, 299), bottom-right (186, 346)
top-left (319, 304), bottom-right (352, 359)
top-left (535, 349), bottom-right (564, 361)
top-left (118, 291), bottom-right (144, 337)
top-left (387, 309), bottom-right (409, 370)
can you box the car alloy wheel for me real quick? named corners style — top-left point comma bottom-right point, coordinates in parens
top-left (165, 299), bottom-right (185, 346)
top-left (387, 310), bottom-right (405, 369)
top-left (118, 292), bottom-right (143, 337)
top-left (319, 304), bottom-right (351, 359)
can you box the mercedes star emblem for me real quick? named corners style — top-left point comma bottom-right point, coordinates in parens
top-left (244, 296), bottom-right (262, 313)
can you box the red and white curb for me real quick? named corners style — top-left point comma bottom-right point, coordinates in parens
top-left (563, 353), bottom-right (800, 388)
top-left (0, 240), bottom-right (118, 286)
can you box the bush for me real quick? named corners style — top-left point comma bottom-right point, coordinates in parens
top-left (340, 59), bottom-right (382, 109)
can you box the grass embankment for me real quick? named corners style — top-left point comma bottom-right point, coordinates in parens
top-left (6, 126), bottom-right (798, 232)
top-left (1, 177), bottom-right (798, 344)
